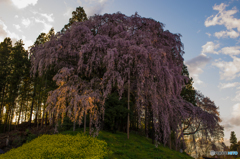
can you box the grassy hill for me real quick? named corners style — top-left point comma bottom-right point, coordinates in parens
top-left (0, 127), bottom-right (194, 159)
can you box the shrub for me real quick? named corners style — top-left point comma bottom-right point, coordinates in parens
top-left (0, 132), bottom-right (111, 159)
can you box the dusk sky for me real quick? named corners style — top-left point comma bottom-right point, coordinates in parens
top-left (0, 0), bottom-right (240, 146)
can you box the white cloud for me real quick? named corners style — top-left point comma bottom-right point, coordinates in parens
top-left (197, 30), bottom-right (201, 33)
top-left (32, 11), bottom-right (54, 22)
top-left (201, 41), bottom-right (220, 55)
top-left (14, 15), bottom-right (19, 18)
top-left (0, 20), bottom-right (32, 50)
top-left (40, 13), bottom-right (54, 22)
top-left (232, 90), bottom-right (240, 102)
top-left (11, 0), bottom-right (38, 9)
top-left (13, 24), bottom-right (22, 32)
top-left (218, 82), bottom-right (240, 89)
top-left (76, 0), bottom-right (111, 17)
top-left (219, 46), bottom-right (240, 56)
top-left (185, 54), bottom-right (211, 86)
top-left (0, 20), bottom-right (8, 38)
top-left (22, 35), bottom-right (33, 50)
top-left (205, 3), bottom-right (240, 31)
top-left (229, 103), bottom-right (240, 126)
top-left (34, 18), bottom-right (52, 33)
top-left (0, 20), bottom-right (20, 45)
top-left (212, 56), bottom-right (240, 80)
top-left (63, 7), bottom-right (74, 18)
top-left (205, 2), bottom-right (240, 41)
top-left (215, 30), bottom-right (239, 38)
top-left (22, 18), bottom-right (31, 27)
top-left (206, 32), bottom-right (211, 37)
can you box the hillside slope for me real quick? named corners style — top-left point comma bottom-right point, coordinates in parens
top-left (0, 127), bottom-right (194, 159)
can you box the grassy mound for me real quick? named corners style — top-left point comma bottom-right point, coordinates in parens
top-left (0, 132), bottom-right (110, 159)
top-left (0, 127), bottom-right (194, 159)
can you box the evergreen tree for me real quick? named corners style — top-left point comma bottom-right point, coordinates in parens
top-left (61, 6), bottom-right (88, 33)
top-left (230, 131), bottom-right (238, 151)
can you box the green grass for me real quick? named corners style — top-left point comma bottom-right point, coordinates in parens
top-left (60, 128), bottom-right (194, 159)
top-left (0, 127), bottom-right (194, 159)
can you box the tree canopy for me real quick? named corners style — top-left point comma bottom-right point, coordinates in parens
top-left (30, 12), bottom-right (222, 147)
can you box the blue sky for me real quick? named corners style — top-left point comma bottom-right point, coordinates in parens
top-left (0, 0), bottom-right (240, 146)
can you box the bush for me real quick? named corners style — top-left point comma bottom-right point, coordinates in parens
top-left (0, 132), bottom-right (110, 159)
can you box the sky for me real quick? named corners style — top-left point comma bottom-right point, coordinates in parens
top-left (0, 0), bottom-right (240, 147)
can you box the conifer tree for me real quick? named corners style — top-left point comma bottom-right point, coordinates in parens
top-left (230, 131), bottom-right (238, 151)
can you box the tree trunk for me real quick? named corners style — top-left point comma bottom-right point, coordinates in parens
top-left (89, 113), bottom-right (92, 135)
top-left (169, 131), bottom-right (172, 149)
top-left (29, 79), bottom-right (37, 129)
top-left (145, 104), bottom-right (148, 138)
top-left (0, 84), bottom-right (6, 125)
top-left (41, 100), bottom-right (46, 127)
top-left (17, 94), bottom-right (24, 126)
top-left (152, 110), bottom-right (155, 145)
top-left (127, 68), bottom-right (130, 139)
top-left (84, 110), bottom-right (86, 133)
top-left (4, 106), bottom-right (9, 132)
top-left (45, 111), bottom-right (48, 127)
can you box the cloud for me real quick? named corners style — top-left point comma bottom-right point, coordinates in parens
top-left (205, 3), bottom-right (240, 31)
top-left (201, 41), bottom-right (220, 55)
top-left (185, 54), bottom-right (211, 85)
top-left (218, 82), bottom-right (240, 89)
top-left (205, 3), bottom-right (240, 41)
top-left (0, 20), bottom-right (32, 50)
top-left (229, 103), bottom-right (240, 126)
top-left (212, 55), bottom-right (240, 80)
top-left (0, 20), bottom-right (8, 38)
top-left (222, 123), bottom-right (234, 131)
top-left (14, 15), bottom-right (18, 18)
top-left (232, 90), bottom-right (240, 102)
top-left (63, 7), bottom-right (74, 18)
top-left (197, 30), bottom-right (201, 33)
top-left (219, 46), bottom-right (240, 56)
top-left (22, 35), bottom-right (33, 50)
top-left (76, 0), bottom-right (111, 17)
top-left (13, 24), bottom-right (22, 32)
top-left (11, 0), bottom-right (38, 9)
top-left (22, 18), bottom-right (31, 27)
top-left (32, 11), bottom-right (54, 22)
top-left (221, 96), bottom-right (230, 100)
top-left (215, 30), bottom-right (239, 38)
top-left (34, 18), bottom-right (52, 33)
top-left (0, 20), bottom-right (19, 43)
top-left (206, 32), bottom-right (211, 37)
top-left (40, 13), bottom-right (54, 22)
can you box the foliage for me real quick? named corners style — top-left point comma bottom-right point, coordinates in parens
top-left (30, 11), bottom-right (222, 148)
top-left (103, 91), bottom-right (133, 133)
top-left (230, 131), bottom-right (238, 151)
top-left (61, 6), bottom-right (88, 33)
top-left (57, 116), bottom-right (73, 132)
top-left (0, 132), bottom-right (110, 159)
